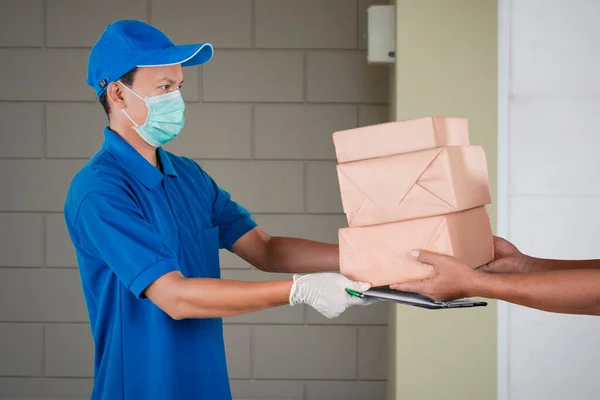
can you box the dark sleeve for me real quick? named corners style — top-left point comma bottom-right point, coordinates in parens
top-left (74, 190), bottom-right (181, 299)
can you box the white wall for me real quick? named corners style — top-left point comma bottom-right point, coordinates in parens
top-left (499, 1), bottom-right (600, 399)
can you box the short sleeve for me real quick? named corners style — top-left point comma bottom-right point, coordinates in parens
top-left (208, 178), bottom-right (257, 251)
top-left (74, 191), bottom-right (181, 299)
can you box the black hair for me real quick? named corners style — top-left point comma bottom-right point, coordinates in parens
top-left (99, 68), bottom-right (139, 120)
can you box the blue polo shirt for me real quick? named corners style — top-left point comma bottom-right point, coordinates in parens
top-left (64, 127), bottom-right (257, 400)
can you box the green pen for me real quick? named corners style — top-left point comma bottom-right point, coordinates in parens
top-left (345, 288), bottom-right (364, 298)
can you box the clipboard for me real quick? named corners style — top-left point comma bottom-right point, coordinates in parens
top-left (348, 286), bottom-right (487, 310)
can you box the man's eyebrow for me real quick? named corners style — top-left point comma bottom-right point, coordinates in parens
top-left (156, 77), bottom-right (184, 84)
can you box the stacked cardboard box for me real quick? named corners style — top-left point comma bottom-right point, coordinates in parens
top-left (333, 117), bottom-right (494, 286)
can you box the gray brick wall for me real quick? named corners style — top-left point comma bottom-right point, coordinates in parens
top-left (0, 1), bottom-right (390, 399)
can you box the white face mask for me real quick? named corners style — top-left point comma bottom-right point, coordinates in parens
top-left (119, 82), bottom-right (186, 147)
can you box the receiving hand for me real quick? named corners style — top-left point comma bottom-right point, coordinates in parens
top-left (389, 250), bottom-right (482, 302)
top-left (289, 273), bottom-right (376, 318)
top-left (477, 236), bottom-right (530, 274)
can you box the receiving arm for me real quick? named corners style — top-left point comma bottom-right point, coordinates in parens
top-left (472, 269), bottom-right (600, 315)
top-left (478, 236), bottom-right (600, 274)
top-left (524, 257), bottom-right (600, 273)
top-left (391, 250), bottom-right (600, 316)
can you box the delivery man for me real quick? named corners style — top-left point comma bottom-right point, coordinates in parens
top-left (64, 20), bottom-right (374, 400)
top-left (392, 236), bottom-right (600, 316)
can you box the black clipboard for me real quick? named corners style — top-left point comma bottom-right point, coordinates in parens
top-left (361, 286), bottom-right (487, 310)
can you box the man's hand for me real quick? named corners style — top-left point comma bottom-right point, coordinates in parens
top-left (389, 250), bottom-right (482, 301)
top-left (477, 236), bottom-right (531, 274)
top-left (480, 236), bottom-right (600, 273)
top-left (289, 273), bottom-right (376, 318)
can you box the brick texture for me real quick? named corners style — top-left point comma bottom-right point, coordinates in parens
top-left (0, 50), bottom-right (93, 101)
top-left (180, 66), bottom-right (201, 102)
top-left (202, 160), bottom-right (304, 213)
top-left (255, 0), bottom-right (357, 49)
top-left (358, 104), bottom-right (390, 126)
top-left (306, 301), bottom-right (389, 326)
top-left (0, 270), bottom-right (88, 322)
top-left (219, 248), bottom-right (254, 270)
top-left (253, 214), bottom-right (347, 244)
top-left (0, 103), bottom-right (44, 158)
top-left (224, 326), bottom-right (252, 379)
top-left (305, 381), bottom-right (387, 400)
top-left (46, 213), bottom-right (78, 268)
top-left (0, 324), bottom-right (43, 376)
top-left (46, 103), bottom-right (107, 158)
top-left (305, 161), bottom-right (343, 213)
top-left (0, 214), bottom-right (44, 267)
top-left (307, 52), bottom-right (389, 103)
top-left (253, 326), bottom-right (357, 380)
top-left (0, 378), bottom-right (93, 397)
top-left (254, 104), bottom-right (355, 160)
top-left (46, 0), bottom-right (147, 47)
top-left (164, 103), bottom-right (252, 159)
top-left (45, 324), bottom-right (94, 377)
top-left (230, 380), bottom-right (304, 399)
top-left (151, 0), bottom-right (252, 48)
top-left (0, 0), bottom-right (44, 47)
top-left (358, 326), bottom-right (388, 380)
top-left (0, 1), bottom-right (389, 398)
top-left (0, 160), bottom-right (86, 212)
top-left (203, 51), bottom-right (304, 102)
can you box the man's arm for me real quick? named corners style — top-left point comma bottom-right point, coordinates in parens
top-left (519, 258), bottom-right (600, 273)
top-left (472, 269), bottom-right (600, 315)
top-left (145, 272), bottom-right (292, 319)
top-left (145, 270), bottom-right (373, 320)
top-left (391, 250), bottom-right (600, 316)
top-left (203, 170), bottom-right (339, 274)
top-left (479, 236), bottom-right (600, 274)
top-left (74, 190), bottom-right (372, 321)
top-left (232, 227), bottom-right (339, 274)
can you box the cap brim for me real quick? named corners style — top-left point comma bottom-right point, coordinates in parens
top-left (136, 42), bottom-right (214, 68)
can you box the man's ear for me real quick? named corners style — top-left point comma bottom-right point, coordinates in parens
top-left (107, 82), bottom-right (126, 110)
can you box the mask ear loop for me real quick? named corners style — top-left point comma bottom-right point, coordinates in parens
top-left (118, 81), bottom-right (144, 100)
top-left (120, 108), bottom-right (139, 127)
top-left (117, 81), bottom-right (145, 127)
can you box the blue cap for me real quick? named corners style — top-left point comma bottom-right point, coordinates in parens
top-left (87, 20), bottom-right (213, 97)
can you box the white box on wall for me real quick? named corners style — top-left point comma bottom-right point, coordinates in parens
top-left (367, 5), bottom-right (395, 64)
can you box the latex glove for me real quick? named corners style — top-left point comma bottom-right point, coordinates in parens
top-left (289, 272), bottom-right (376, 319)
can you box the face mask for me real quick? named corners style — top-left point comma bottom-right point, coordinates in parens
top-left (119, 82), bottom-right (185, 147)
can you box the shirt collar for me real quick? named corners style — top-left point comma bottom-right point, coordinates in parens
top-left (102, 127), bottom-right (177, 190)
top-left (157, 147), bottom-right (178, 178)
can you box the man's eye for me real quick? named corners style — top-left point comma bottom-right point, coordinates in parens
top-left (160, 85), bottom-right (170, 91)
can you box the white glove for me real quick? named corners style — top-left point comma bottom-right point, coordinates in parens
top-left (289, 272), bottom-right (376, 319)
